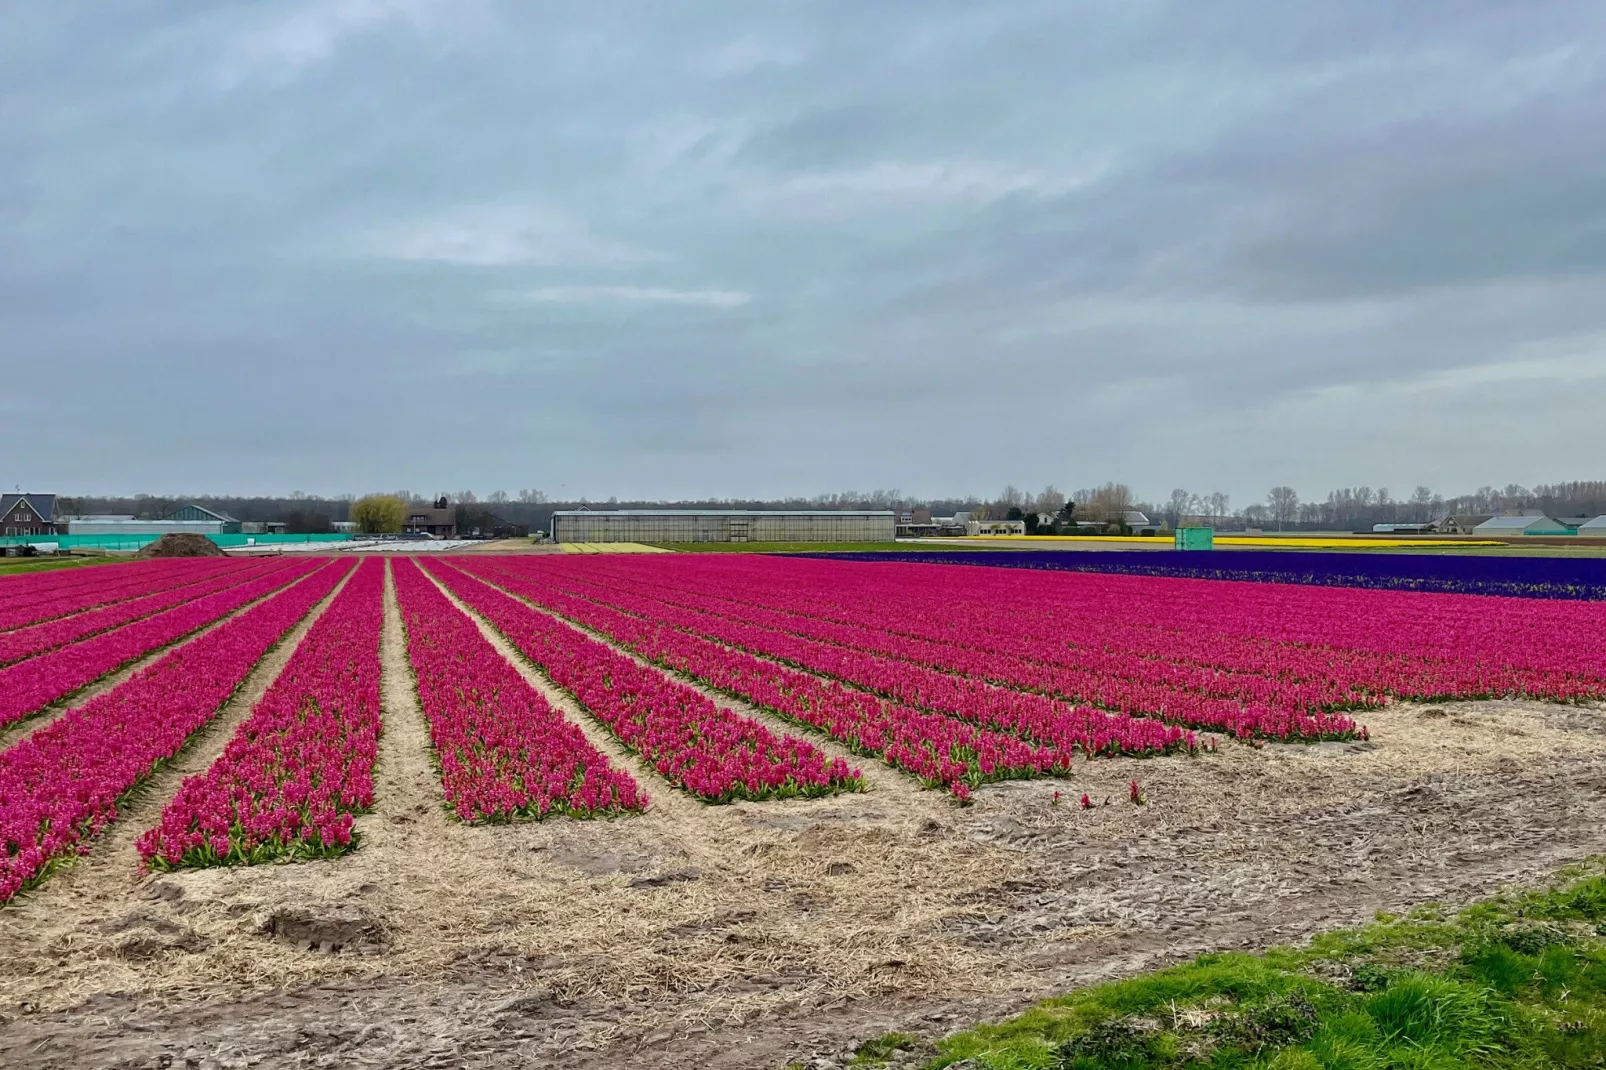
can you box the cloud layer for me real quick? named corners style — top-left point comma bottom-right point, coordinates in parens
top-left (4, 1), bottom-right (1605, 501)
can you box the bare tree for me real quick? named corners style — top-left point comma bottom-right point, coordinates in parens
top-left (1409, 485), bottom-right (1435, 522)
top-left (518, 489), bottom-right (549, 504)
top-left (1207, 492), bottom-right (1230, 527)
top-left (1034, 485), bottom-right (1065, 515)
top-left (1166, 488), bottom-right (1191, 529)
top-left (1075, 482), bottom-right (1134, 524)
top-left (1266, 486), bottom-right (1300, 531)
top-left (487, 490), bottom-right (509, 504)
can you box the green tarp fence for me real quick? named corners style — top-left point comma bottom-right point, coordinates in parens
top-left (0, 533), bottom-right (357, 551)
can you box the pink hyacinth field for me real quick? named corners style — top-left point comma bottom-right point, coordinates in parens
top-left (2, 550), bottom-right (1605, 1068)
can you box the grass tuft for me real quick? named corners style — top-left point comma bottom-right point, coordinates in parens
top-left (921, 858), bottom-right (1606, 1069)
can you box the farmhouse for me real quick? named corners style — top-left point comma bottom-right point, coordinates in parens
top-left (405, 505), bottom-right (457, 539)
top-left (1436, 513), bottom-right (1494, 534)
top-left (550, 509), bottom-right (894, 544)
top-left (1, 493), bottom-right (57, 537)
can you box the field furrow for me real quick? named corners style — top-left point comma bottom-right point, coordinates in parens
top-left (0, 559), bottom-right (280, 668)
top-left (444, 560), bottom-right (1078, 798)
top-left (138, 558), bottom-right (386, 869)
top-left (391, 557), bottom-right (646, 821)
top-left (0, 558), bottom-right (320, 732)
top-left (420, 558), bottom-right (864, 803)
top-left (0, 559), bottom-right (352, 903)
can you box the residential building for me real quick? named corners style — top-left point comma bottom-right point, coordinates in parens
top-left (1, 493), bottom-right (57, 537)
top-left (405, 506), bottom-right (457, 539)
top-left (1437, 514), bottom-right (1495, 534)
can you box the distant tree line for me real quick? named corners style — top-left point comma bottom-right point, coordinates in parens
top-left (52, 479), bottom-right (1606, 536)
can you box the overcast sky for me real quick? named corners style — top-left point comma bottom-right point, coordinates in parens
top-left (5, 2), bottom-right (1605, 504)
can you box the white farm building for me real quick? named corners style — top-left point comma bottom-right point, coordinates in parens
top-left (549, 510), bottom-right (895, 545)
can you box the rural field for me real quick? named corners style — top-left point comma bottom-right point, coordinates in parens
top-left (1, 551), bottom-right (1605, 1068)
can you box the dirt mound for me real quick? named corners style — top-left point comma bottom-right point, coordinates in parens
top-left (136, 533), bottom-right (227, 558)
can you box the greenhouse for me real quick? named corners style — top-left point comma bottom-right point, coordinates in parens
top-left (549, 509), bottom-right (896, 544)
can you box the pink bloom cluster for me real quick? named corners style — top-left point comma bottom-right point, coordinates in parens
top-left (0, 558), bottom-right (318, 732)
top-left (540, 559), bottom-right (1359, 741)
top-left (137, 559), bottom-right (385, 869)
top-left (0, 559), bottom-right (243, 633)
top-left (486, 561), bottom-right (1202, 753)
top-left (424, 559), bottom-right (862, 804)
top-left (0, 560), bottom-right (267, 668)
top-left (546, 554), bottom-right (1606, 727)
top-left (391, 558), bottom-right (646, 822)
top-left (0, 559), bottom-right (350, 903)
top-left (456, 559), bottom-right (1070, 796)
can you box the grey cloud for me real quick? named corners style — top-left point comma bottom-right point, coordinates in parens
top-left (4, 1), bottom-right (1606, 501)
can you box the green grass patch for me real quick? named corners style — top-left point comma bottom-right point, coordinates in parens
top-left (922, 860), bottom-right (1606, 1069)
top-left (852, 1032), bottom-right (920, 1065)
top-left (0, 554), bottom-right (122, 576)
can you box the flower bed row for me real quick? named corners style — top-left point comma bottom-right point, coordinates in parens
top-left (0, 559), bottom-right (351, 903)
top-left (749, 556), bottom-right (1606, 693)
top-left (450, 562), bottom-right (1074, 798)
top-left (466, 559), bottom-right (1204, 752)
top-left (0, 559), bottom-right (247, 634)
top-left (391, 558), bottom-right (645, 821)
top-left (137, 559), bottom-right (385, 869)
top-left (0, 559), bottom-right (277, 668)
top-left (0, 558), bottom-right (318, 731)
top-left (533, 565), bottom-right (1361, 741)
top-left (557, 554), bottom-right (1606, 712)
top-left (421, 559), bottom-right (862, 804)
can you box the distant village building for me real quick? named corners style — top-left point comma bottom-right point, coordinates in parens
top-left (551, 509), bottom-right (892, 544)
top-left (1437, 514), bottom-right (1495, 534)
top-left (966, 519), bottom-right (1027, 536)
top-left (168, 504), bottom-right (242, 534)
top-left (1124, 511), bottom-right (1161, 536)
top-left (1472, 515), bottom-right (1576, 537)
top-left (67, 503), bottom-right (238, 537)
top-left (1, 493), bottom-right (57, 537)
top-left (405, 504), bottom-right (458, 539)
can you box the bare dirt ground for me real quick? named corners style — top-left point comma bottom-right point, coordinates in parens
top-left (2, 565), bottom-right (1604, 1069)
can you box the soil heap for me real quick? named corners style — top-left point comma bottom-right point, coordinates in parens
top-left (136, 533), bottom-right (227, 558)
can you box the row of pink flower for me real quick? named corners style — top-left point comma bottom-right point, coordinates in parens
top-left (749, 568), bottom-right (1602, 706)
top-left (570, 555), bottom-right (1606, 712)
top-left (576, 564), bottom-right (1379, 713)
top-left (0, 558), bottom-right (318, 732)
top-left (424, 560), bottom-right (863, 803)
top-left (537, 564), bottom-right (1359, 741)
top-left (0, 559), bottom-right (350, 903)
top-left (392, 558), bottom-right (646, 821)
top-left (0, 559), bottom-right (247, 634)
top-left (0, 560), bottom-right (277, 668)
top-left (455, 560), bottom-right (1075, 798)
top-left (469, 558), bottom-right (1208, 751)
top-left (0, 558), bottom-right (192, 619)
top-left (700, 557), bottom-right (1606, 700)
top-left (137, 559), bottom-right (385, 869)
